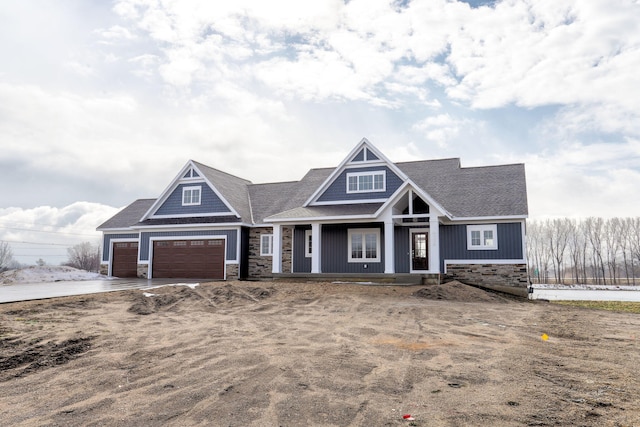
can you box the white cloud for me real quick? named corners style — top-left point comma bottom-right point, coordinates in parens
top-left (520, 138), bottom-right (640, 218)
top-left (412, 113), bottom-right (484, 148)
top-left (0, 202), bottom-right (120, 266)
top-left (1, 0), bottom-right (639, 224)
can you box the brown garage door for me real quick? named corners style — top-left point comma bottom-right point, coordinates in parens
top-left (152, 239), bottom-right (225, 279)
top-left (112, 242), bottom-right (138, 278)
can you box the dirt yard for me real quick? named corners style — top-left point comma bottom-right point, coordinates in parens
top-left (1, 280), bottom-right (639, 426)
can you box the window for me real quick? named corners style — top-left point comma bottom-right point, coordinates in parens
top-left (348, 228), bottom-right (380, 262)
top-left (346, 171), bottom-right (386, 193)
top-left (467, 224), bottom-right (498, 250)
top-left (305, 230), bottom-right (312, 258)
top-left (182, 186), bottom-right (201, 206)
top-left (260, 234), bottom-right (273, 256)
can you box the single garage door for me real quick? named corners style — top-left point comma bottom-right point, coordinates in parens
top-left (112, 242), bottom-right (138, 278)
top-left (152, 239), bottom-right (225, 279)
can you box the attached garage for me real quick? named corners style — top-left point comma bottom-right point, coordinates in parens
top-left (112, 242), bottom-right (138, 278)
top-left (151, 239), bottom-right (225, 279)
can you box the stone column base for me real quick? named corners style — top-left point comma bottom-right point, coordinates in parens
top-left (137, 264), bottom-right (149, 279)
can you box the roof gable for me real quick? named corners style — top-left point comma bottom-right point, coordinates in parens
top-left (303, 137), bottom-right (408, 206)
top-left (140, 160), bottom-right (251, 222)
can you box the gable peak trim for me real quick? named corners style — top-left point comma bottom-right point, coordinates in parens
top-left (303, 138), bottom-right (409, 207)
top-left (139, 160), bottom-right (242, 222)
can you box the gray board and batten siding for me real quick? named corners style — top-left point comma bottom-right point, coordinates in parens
top-left (316, 166), bottom-right (404, 203)
top-left (439, 222), bottom-right (524, 271)
top-left (292, 225), bottom-right (411, 274)
top-left (290, 224), bottom-right (386, 274)
top-left (154, 183), bottom-right (232, 216)
top-left (291, 222), bottom-right (524, 274)
top-left (291, 223), bottom-right (386, 274)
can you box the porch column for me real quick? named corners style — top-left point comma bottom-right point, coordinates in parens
top-left (429, 215), bottom-right (440, 273)
top-left (311, 223), bottom-right (321, 273)
top-left (384, 220), bottom-right (395, 274)
top-left (272, 224), bottom-right (282, 274)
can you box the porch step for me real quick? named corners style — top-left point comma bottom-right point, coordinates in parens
top-left (273, 273), bottom-right (442, 285)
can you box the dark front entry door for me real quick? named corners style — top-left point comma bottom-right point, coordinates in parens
top-left (411, 232), bottom-right (429, 271)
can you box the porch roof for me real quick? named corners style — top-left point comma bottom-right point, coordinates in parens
top-left (265, 203), bottom-right (383, 222)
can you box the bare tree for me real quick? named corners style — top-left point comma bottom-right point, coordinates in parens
top-left (585, 217), bottom-right (607, 284)
top-left (618, 218), bottom-right (634, 285)
top-left (630, 218), bottom-right (640, 281)
top-left (527, 221), bottom-right (552, 283)
top-left (547, 218), bottom-right (571, 284)
top-left (65, 242), bottom-right (101, 272)
top-left (0, 241), bottom-right (14, 271)
top-left (567, 219), bottom-right (585, 283)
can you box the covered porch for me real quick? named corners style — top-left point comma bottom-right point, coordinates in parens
top-left (268, 187), bottom-right (446, 277)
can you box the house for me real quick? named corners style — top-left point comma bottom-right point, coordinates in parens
top-left (97, 138), bottom-right (529, 287)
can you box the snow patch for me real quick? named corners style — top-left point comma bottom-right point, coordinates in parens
top-left (142, 282), bottom-right (200, 291)
top-left (0, 266), bottom-right (108, 285)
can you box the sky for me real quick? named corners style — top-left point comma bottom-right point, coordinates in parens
top-left (0, 0), bottom-right (639, 266)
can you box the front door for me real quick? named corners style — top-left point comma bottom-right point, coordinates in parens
top-left (411, 232), bottom-right (429, 271)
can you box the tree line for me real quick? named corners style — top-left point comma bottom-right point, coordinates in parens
top-left (527, 218), bottom-right (640, 285)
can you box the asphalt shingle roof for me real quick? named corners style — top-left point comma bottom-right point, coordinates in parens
top-left (98, 155), bottom-right (527, 231)
top-left (192, 161), bottom-right (253, 221)
top-left (97, 199), bottom-right (155, 230)
top-left (398, 160), bottom-right (528, 218)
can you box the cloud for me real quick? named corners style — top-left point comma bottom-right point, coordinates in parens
top-left (0, 203), bottom-right (120, 265)
top-left (412, 113), bottom-right (485, 148)
top-left (1, 0), bottom-right (639, 224)
top-left (518, 138), bottom-right (640, 219)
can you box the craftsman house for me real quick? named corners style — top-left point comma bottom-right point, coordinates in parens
top-left (97, 138), bottom-right (529, 287)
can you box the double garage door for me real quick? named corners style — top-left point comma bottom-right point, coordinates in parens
top-left (152, 239), bottom-right (225, 279)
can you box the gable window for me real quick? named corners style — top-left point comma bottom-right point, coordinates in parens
top-left (467, 224), bottom-right (498, 250)
top-left (305, 230), bottom-right (312, 258)
top-left (182, 186), bottom-right (201, 206)
top-left (346, 171), bottom-right (386, 193)
top-left (348, 228), bottom-right (380, 262)
top-left (260, 234), bottom-right (273, 256)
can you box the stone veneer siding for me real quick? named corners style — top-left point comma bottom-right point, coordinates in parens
top-left (99, 264), bottom-right (108, 276)
top-left (248, 226), bottom-right (293, 279)
top-left (137, 263), bottom-right (148, 279)
top-left (446, 263), bottom-right (529, 288)
top-left (225, 263), bottom-right (238, 280)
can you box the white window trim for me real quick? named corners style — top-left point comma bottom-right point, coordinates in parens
top-left (260, 234), bottom-right (273, 256)
top-left (346, 170), bottom-right (386, 194)
top-left (467, 224), bottom-right (498, 250)
top-left (348, 228), bottom-right (381, 263)
top-left (182, 186), bottom-right (202, 206)
top-left (304, 229), bottom-right (312, 258)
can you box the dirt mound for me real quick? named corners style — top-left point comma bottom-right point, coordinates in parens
top-left (413, 280), bottom-right (507, 302)
top-left (0, 336), bottom-right (93, 380)
top-left (128, 283), bottom-right (275, 315)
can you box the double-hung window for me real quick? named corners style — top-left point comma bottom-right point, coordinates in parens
top-left (348, 229), bottom-right (380, 262)
top-left (260, 234), bottom-right (273, 256)
top-left (346, 171), bottom-right (385, 193)
top-left (182, 186), bottom-right (201, 206)
top-left (467, 224), bottom-right (498, 250)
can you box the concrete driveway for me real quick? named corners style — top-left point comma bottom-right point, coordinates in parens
top-left (0, 278), bottom-right (204, 304)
